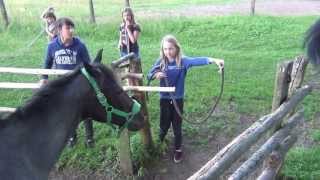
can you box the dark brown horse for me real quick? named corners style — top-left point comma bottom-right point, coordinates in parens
top-left (0, 49), bottom-right (144, 180)
top-left (305, 18), bottom-right (320, 66)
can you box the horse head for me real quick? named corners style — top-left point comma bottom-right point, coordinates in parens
top-left (81, 49), bottom-right (144, 131)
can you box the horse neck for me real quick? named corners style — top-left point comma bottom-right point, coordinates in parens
top-left (0, 75), bottom-right (91, 176)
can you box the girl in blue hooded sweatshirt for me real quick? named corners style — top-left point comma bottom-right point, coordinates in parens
top-left (147, 35), bottom-right (224, 163)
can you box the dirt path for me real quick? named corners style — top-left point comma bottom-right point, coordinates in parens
top-left (136, 0), bottom-right (320, 18)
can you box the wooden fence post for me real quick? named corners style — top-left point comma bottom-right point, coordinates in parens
top-left (0, 0), bottom-right (9, 28)
top-left (288, 56), bottom-right (308, 98)
top-left (271, 61), bottom-right (293, 112)
top-left (88, 0), bottom-right (96, 24)
top-left (250, 0), bottom-right (256, 16)
top-left (125, 0), bottom-right (130, 7)
top-left (129, 59), bottom-right (154, 150)
top-left (112, 63), bottom-right (134, 175)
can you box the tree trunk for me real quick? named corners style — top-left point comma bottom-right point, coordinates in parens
top-left (0, 0), bottom-right (9, 28)
top-left (88, 0), bottom-right (96, 24)
top-left (125, 0), bottom-right (130, 7)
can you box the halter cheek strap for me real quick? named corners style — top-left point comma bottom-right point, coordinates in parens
top-left (81, 68), bottom-right (141, 133)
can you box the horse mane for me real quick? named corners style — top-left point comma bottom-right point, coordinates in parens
top-left (4, 67), bottom-right (82, 121)
top-left (93, 63), bottom-right (119, 85)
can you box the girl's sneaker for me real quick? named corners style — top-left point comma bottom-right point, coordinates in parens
top-left (174, 149), bottom-right (183, 163)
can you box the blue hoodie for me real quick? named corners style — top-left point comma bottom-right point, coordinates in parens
top-left (42, 36), bottom-right (90, 79)
top-left (147, 56), bottom-right (211, 99)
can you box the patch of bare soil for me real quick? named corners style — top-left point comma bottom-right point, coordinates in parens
top-left (141, 111), bottom-right (258, 180)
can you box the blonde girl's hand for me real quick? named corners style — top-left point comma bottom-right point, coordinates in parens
top-left (209, 58), bottom-right (224, 73)
top-left (154, 72), bottom-right (167, 80)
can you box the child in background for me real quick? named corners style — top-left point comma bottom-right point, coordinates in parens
top-left (118, 7), bottom-right (141, 59)
top-left (41, 7), bottom-right (58, 41)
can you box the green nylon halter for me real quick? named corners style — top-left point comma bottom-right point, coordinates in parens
top-left (81, 68), bottom-right (141, 132)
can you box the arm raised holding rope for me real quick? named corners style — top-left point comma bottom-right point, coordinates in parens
top-left (147, 34), bottom-right (224, 164)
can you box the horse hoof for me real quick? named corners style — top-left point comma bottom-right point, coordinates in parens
top-left (85, 139), bottom-right (95, 148)
top-left (67, 137), bottom-right (77, 148)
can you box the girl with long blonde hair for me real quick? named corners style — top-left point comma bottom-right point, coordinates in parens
top-left (147, 34), bottom-right (224, 163)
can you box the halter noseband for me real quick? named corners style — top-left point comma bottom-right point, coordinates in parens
top-left (81, 68), bottom-right (141, 133)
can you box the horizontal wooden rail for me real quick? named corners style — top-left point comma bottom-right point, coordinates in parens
top-left (0, 67), bottom-right (71, 75)
top-left (0, 107), bottom-right (15, 112)
top-left (121, 73), bottom-right (143, 80)
top-left (123, 86), bottom-right (174, 92)
top-left (0, 82), bottom-right (175, 92)
top-left (111, 53), bottom-right (136, 68)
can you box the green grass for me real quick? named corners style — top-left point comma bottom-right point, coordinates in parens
top-left (284, 147), bottom-right (320, 180)
top-left (1, 1), bottom-right (320, 178)
top-left (3, 0), bottom-right (241, 25)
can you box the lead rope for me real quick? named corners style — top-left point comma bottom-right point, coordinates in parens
top-left (164, 68), bottom-right (224, 125)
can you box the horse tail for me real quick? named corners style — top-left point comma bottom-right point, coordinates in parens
top-left (304, 18), bottom-right (320, 65)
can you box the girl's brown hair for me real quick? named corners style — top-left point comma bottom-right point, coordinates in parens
top-left (122, 7), bottom-right (136, 24)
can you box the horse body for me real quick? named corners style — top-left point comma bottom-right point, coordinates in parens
top-left (0, 49), bottom-right (144, 179)
top-left (0, 76), bottom-right (87, 179)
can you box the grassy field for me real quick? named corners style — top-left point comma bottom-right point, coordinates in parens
top-left (4, 0), bottom-right (241, 25)
top-left (1, 1), bottom-right (320, 179)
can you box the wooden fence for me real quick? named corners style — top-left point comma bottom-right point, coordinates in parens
top-left (188, 56), bottom-right (310, 180)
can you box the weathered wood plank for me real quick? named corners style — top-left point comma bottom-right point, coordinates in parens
top-left (187, 85), bottom-right (311, 180)
top-left (228, 110), bottom-right (303, 180)
top-left (257, 135), bottom-right (297, 180)
top-left (271, 61), bottom-right (293, 112)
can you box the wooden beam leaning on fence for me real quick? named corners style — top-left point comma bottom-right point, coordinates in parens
top-left (187, 56), bottom-right (311, 180)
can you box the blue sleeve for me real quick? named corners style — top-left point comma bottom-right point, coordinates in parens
top-left (80, 43), bottom-right (91, 63)
top-left (183, 56), bottom-right (210, 69)
top-left (147, 59), bottom-right (161, 81)
top-left (42, 45), bottom-right (53, 79)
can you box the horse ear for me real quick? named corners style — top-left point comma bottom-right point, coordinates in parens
top-left (93, 49), bottom-right (103, 63)
top-left (83, 61), bottom-right (95, 75)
